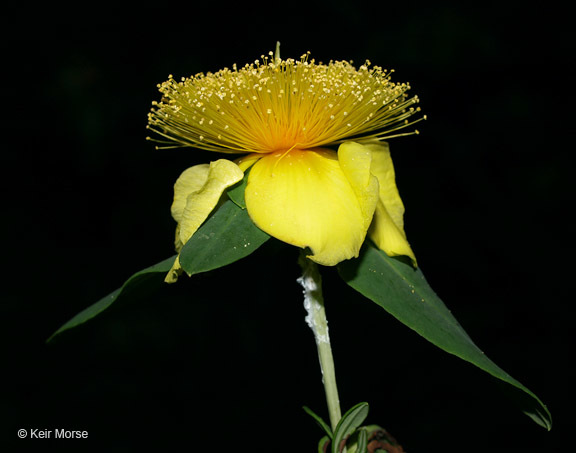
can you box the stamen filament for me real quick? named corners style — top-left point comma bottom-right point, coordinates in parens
top-left (148, 51), bottom-right (424, 154)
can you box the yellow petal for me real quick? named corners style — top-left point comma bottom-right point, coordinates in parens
top-left (235, 153), bottom-right (262, 172)
top-left (178, 159), bottom-right (244, 246)
top-left (245, 148), bottom-right (374, 266)
top-left (165, 255), bottom-right (183, 284)
top-left (171, 164), bottom-right (210, 224)
top-left (370, 201), bottom-right (417, 265)
top-left (365, 142), bottom-right (417, 265)
top-left (166, 159), bottom-right (243, 283)
top-left (366, 142), bottom-right (406, 231)
top-left (337, 142), bottom-right (380, 231)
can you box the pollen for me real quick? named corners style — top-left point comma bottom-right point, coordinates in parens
top-left (147, 51), bottom-right (424, 153)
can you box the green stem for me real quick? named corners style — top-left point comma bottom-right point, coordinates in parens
top-left (298, 253), bottom-right (342, 431)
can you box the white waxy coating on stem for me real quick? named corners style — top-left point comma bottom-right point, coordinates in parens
top-left (297, 254), bottom-right (342, 431)
top-left (297, 273), bottom-right (330, 344)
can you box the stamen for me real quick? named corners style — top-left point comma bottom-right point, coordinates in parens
top-left (272, 142), bottom-right (304, 176)
top-left (147, 52), bottom-right (424, 154)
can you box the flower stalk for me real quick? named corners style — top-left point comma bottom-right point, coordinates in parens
top-left (298, 252), bottom-right (342, 431)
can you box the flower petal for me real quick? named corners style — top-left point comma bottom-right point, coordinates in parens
top-left (178, 159), bottom-right (244, 246)
top-left (370, 201), bottom-right (417, 265)
top-left (338, 141), bottom-right (380, 231)
top-left (235, 153), bottom-right (262, 172)
top-left (364, 142), bottom-right (417, 265)
top-left (171, 164), bottom-right (210, 225)
top-left (244, 148), bottom-right (373, 266)
top-left (166, 159), bottom-right (243, 283)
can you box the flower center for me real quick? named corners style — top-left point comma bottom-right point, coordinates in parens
top-left (147, 52), bottom-right (425, 154)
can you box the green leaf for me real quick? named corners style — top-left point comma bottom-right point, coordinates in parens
top-left (355, 428), bottom-right (368, 453)
top-left (332, 402), bottom-right (369, 453)
top-left (227, 167), bottom-right (250, 209)
top-left (49, 198), bottom-right (268, 342)
top-left (318, 436), bottom-right (330, 453)
top-left (179, 200), bottom-right (270, 276)
top-left (303, 406), bottom-right (333, 439)
top-left (344, 427), bottom-right (369, 453)
top-left (338, 242), bottom-right (552, 430)
top-left (47, 255), bottom-right (177, 342)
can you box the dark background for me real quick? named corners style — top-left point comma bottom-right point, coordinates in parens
top-left (2, 1), bottom-right (573, 451)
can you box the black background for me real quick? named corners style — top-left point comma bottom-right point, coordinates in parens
top-left (2, 1), bottom-right (573, 451)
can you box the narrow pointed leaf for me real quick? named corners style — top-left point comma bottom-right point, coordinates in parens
top-left (303, 406), bottom-right (333, 439)
top-left (332, 402), bottom-right (369, 453)
top-left (355, 428), bottom-right (368, 453)
top-left (47, 255), bottom-right (177, 342)
top-left (338, 243), bottom-right (551, 430)
top-left (49, 198), bottom-right (268, 342)
top-left (179, 200), bottom-right (270, 276)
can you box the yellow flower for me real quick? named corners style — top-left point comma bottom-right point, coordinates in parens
top-left (148, 50), bottom-right (424, 281)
